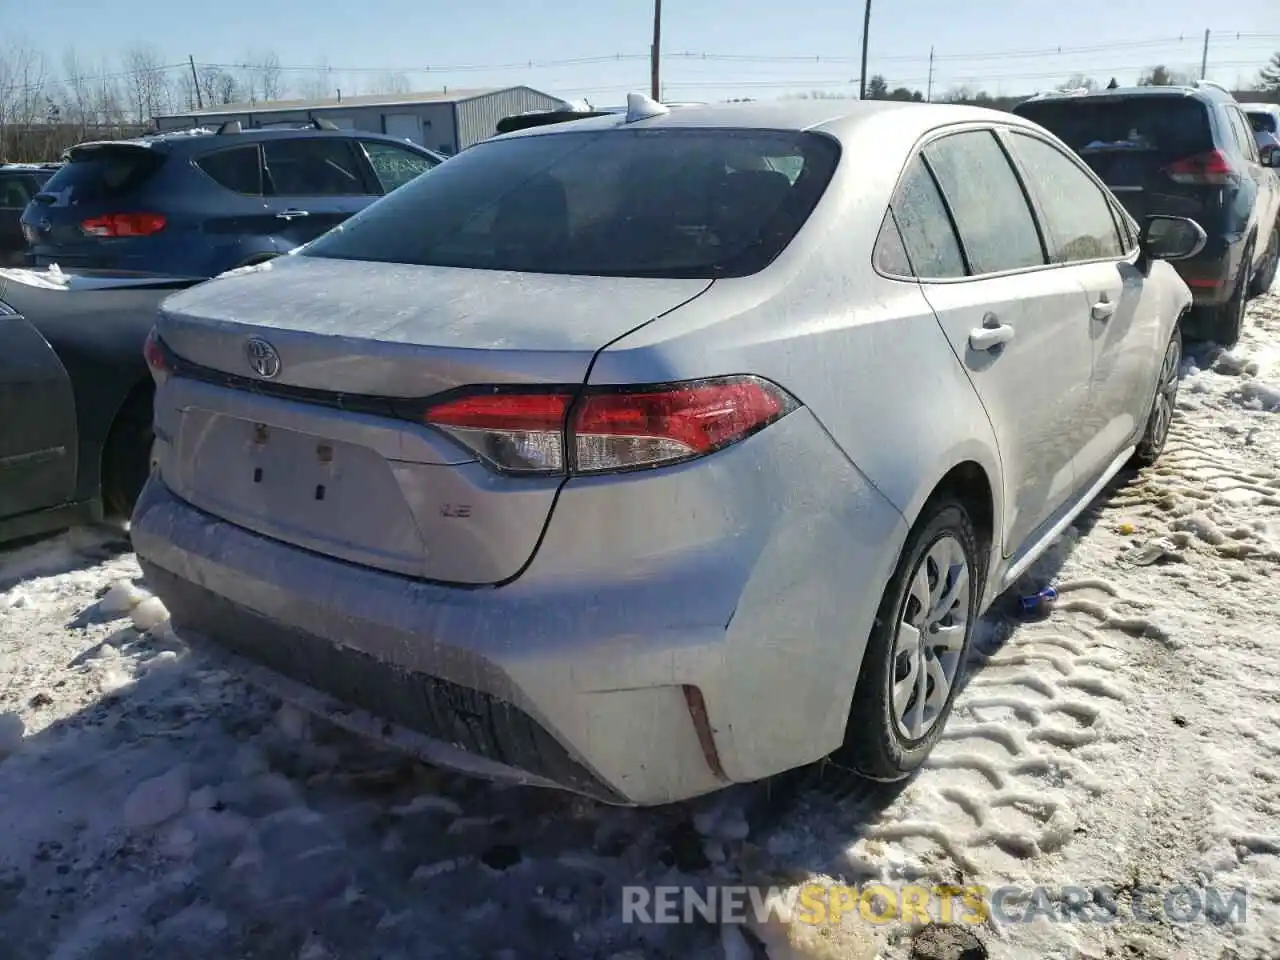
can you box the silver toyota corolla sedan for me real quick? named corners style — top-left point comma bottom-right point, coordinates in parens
top-left (131, 95), bottom-right (1204, 806)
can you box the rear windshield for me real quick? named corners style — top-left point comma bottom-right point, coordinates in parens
top-left (1246, 110), bottom-right (1278, 135)
top-left (1015, 96), bottom-right (1213, 157)
top-left (38, 148), bottom-right (164, 203)
top-left (299, 127), bottom-right (841, 279)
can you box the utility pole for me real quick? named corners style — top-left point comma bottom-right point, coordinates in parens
top-left (926, 46), bottom-right (935, 102)
top-left (858, 0), bottom-right (872, 99)
top-left (650, 0), bottom-right (663, 101)
top-left (189, 55), bottom-right (203, 109)
top-left (1200, 29), bottom-right (1210, 80)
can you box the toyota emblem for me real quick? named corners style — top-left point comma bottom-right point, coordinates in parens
top-left (245, 337), bottom-right (281, 379)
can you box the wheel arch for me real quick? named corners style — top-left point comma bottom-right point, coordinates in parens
top-left (98, 376), bottom-right (156, 517)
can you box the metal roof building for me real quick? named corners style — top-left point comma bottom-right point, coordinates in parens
top-left (153, 86), bottom-right (567, 155)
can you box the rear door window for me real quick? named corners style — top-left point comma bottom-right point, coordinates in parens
top-left (360, 140), bottom-right (438, 193)
top-left (263, 138), bottom-right (371, 197)
top-left (1226, 108), bottom-right (1261, 163)
top-left (37, 149), bottom-right (165, 203)
top-left (923, 130), bottom-right (1046, 275)
top-left (884, 157), bottom-right (966, 279)
top-left (196, 146), bottom-right (263, 195)
top-left (1005, 131), bottom-right (1125, 263)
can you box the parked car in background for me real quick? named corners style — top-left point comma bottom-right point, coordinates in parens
top-left (1243, 102), bottom-right (1280, 159)
top-left (19, 121), bottom-right (444, 279)
top-left (1, 164), bottom-right (60, 266)
top-left (0, 268), bottom-right (202, 545)
top-left (131, 96), bottom-right (1205, 805)
top-left (1014, 83), bottom-right (1280, 345)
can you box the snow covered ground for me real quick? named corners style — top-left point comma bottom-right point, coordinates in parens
top-left (1, 291), bottom-right (1278, 960)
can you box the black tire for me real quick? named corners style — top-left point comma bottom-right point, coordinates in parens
top-left (1130, 323), bottom-right (1183, 468)
top-left (1249, 223), bottom-right (1279, 300)
top-left (101, 386), bottom-right (155, 519)
top-left (836, 498), bottom-right (981, 781)
top-left (1204, 240), bottom-right (1252, 347)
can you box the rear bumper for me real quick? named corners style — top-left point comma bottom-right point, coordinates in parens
top-left (131, 407), bottom-right (907, 805)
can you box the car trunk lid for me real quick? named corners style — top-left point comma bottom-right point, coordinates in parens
top-left (153, 255), bottom-right (712, 583)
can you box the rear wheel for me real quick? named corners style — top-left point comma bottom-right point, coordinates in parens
top-left (1203, 239), bottom-right (1252, 347)
top-left (837, 499), bottom-right (980, 781)
top-left (1249, 223), bottom-right (1279, 299)
top-left (102, 386), bottom-right (155, 519)
top-left (1131, 323), bottom-right (1182, 468)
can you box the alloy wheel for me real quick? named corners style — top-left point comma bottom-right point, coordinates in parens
top-left (1149, 335), bottom-right (1182, 451)
top-left (890, 534), bottom-right (971, 741)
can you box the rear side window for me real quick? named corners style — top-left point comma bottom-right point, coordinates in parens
top-left (300, 128), bottom-right (841, 279)
top-left (885, 157), bottom-right (965, 279)
top-left (1015, 96), bottom-right (1213, 158)
top-left (1226, 108), bottom-right (1261, 163)
top-left (38, 149), bottom-right (164, 203)
top-left (263, 138), bottom-right (369, 197)
top-left (196, 146), bottom-right (263, 195)
top-left (923, 130), bottom-right (1046, 275)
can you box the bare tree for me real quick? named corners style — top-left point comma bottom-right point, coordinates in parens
top-left (372, 72), bottom-right (412, 95)
top-left (1138, 65), bottom-right (1193, 87)
top-left (123, 43), bottom-right (172, 125)
top-left (295, 57), bottom-right (334, 101)
top-left (240, 49), bottom-right (284, 103)
top-left (1057, 73), bottom-right (1098, 92)
top-left (0, 38), bottom-right (53, 158)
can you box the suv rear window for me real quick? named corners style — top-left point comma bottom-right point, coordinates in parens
top-left (300, 128), bottom-right (841, 279)
top-left (38, 147), bottom-right (165, 202)
top-left (1015, 96), bottom-right (1213, 157)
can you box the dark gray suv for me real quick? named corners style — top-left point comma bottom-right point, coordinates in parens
top-left (1015, 83), bottom-right (1280, 345)
top-left (20, 122), bottom-right (444, 278)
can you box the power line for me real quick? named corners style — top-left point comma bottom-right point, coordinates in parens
top-left (4, 32), bottom-right (1278, 97)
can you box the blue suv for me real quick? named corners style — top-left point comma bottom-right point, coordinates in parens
top-left (20, 120), bottom-right (444, 278)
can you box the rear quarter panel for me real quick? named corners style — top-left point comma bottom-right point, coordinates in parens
top-left (586, 114), bottom-right (1005, 746)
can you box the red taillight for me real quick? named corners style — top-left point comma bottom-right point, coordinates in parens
top-left (423, 376), bottom-right (798, 476)
top-left (142, 328), bottom-right (170, 379)
top-left (81, 213), bottom-right (167, 238)
top-left (1165, 150), bottom-right (1236, 185)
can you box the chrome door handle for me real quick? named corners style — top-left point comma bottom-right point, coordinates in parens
top-left (276, 209), bottom-right (310, 220)
top-left (969, 318), bottom-right (1016, 352)
top-left (1092, 297), bottom-right (1116, 321)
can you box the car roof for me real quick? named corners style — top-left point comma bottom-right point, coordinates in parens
top-left (66, 127), bottom-right (440, 156)
top-left (1018, 84), bottom-right (1234, 108)
top-left (1242, 102), bottom-right (1280, 114)
top-left (486, 98), bottom-right (1036, 144)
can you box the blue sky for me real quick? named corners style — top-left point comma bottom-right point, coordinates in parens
top-left (6, 0), bottom-right (1279, 104)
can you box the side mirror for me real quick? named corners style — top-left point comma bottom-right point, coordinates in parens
top-left (1261, 145), bottom-right (1280, 168)
top-left (1139, 215), bottom-right (1207, 266)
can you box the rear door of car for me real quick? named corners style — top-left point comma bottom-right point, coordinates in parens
top-left (260, 137), bottom-right (379, 248)
top-left (891, 128), bottom-right (1095, 557)
top-left (0, 296), bottom-right (78, 520)
top-left (191, 143), bottom-right (286, 261)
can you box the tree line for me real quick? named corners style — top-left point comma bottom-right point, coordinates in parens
top-left (2, 36), bottom-right (1279, 162)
